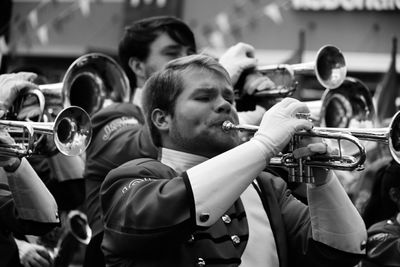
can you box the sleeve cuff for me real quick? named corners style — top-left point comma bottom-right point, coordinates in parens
top-left (307, 174), bottom-right (367, 254)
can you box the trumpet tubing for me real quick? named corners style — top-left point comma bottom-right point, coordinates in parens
top-left (257, 45), bottom-right (347, 90)
top-left (222, 111), bottom-right (400, 183)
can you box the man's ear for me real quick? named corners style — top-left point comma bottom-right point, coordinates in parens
top-left (128, 57), bottom-right (146, 80)
top-left (151, 108), bottom-right (171, 132)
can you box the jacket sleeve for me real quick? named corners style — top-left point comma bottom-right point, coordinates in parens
top-left (261, 173), bottom-right (365, 267)
top-left (100, 159), bottom-right (196, 256)
top-left (0, 159), bottom-right (59, 236)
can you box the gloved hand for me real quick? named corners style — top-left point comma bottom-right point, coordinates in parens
top-left (17, 93), bottom-right (42, 122)
top-left (15, 238), bottom-right (53, 267)
top-left (252, 97), bottom-right (313, 158)
top-left (0, 72), bottom-right (38, 118)
top-left (219, 42), bottom-right (257, 85)
top-left (242, 71), bottom-right (276, 95)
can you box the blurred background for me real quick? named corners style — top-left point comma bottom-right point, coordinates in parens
top-left (1, 0), bottom-right (400, 99)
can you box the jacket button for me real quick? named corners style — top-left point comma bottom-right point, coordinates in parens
top-left (222, 214), bottom-right (231, 224)
top-left (231, 235), bottom-right (241, 246)
top-left (197, 257), bottom-right (206, 266)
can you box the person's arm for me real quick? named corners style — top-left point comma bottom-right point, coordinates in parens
top-left (6, 157), bottom-right (59, 223)
top-left (306, 172), bottom-right (367, 255)
top-left (187, 98), bottom-right (312, 226)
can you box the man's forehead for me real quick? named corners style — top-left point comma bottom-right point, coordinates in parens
top-left (181, 68), bottom-right (233, 92)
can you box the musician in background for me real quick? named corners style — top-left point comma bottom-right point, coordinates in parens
top-left (100, 54), bottom-right (366, 266)
top-left (83, 15), bottom-right (272, 266)
top-left (5, 69), bottom-right (86, 266)
top-left (0, 72), bottom-right (59, 267)
top-left (360, 159), bottom-right (400, 267)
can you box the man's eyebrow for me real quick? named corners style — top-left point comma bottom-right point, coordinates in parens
top-left (192, 87), bottom-right (217, 93)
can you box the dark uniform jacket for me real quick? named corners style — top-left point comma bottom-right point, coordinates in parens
top-left (84, 102), bottom-right (157, 237)
top-left (0, 167), bottom-right (59, 267)
top-left (362, 217), bottom-right (400, 267)
top-left (100, 158), bottom-right (362, 267)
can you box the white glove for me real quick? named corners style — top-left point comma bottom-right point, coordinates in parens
top-left (219, 42), bottom-right (257, 85)
top-left (252, 97), bottom-right (313, 158)
top-left (0, 72), bottom-right (38, 118)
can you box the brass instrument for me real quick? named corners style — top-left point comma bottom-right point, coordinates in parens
top-left (0, 106), bottom-right (92, 157)
top-left (306, 77), bottom-right (376, 127)
top-left (38, 53), bottom-right (131, 115)
top-left (53, 210), bottom-right (92, 267)
top-left (221, 111), bottom-right (400, 183)
top-left (256, 45), bottom-right (347, 93)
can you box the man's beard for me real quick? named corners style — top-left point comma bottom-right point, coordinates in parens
top-left (169, 118), bottom-right (240, 158)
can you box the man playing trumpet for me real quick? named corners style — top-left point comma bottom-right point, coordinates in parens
top-left (99, 55), bottom-right (367, 266)
top-left (0, 72), bottom-right (60, 267)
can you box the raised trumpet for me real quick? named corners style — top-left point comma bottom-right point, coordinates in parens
top-left (221, 111), bottom-right (400, 183)
top-left (257, 45), bottom-right (347, 90)
top-left (0, 106), bottom-right (92, 157)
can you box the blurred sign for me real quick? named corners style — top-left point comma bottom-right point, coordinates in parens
top-left (291, 0), bottom-right (400, 11)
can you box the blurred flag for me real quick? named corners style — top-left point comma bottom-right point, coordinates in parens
top-left (215, 12), bottom-right (231, 34)
top-left (263, 2), bottom-right (283, 24)
top-left (37, 25), bottom-right (49, 44)
top-left (373, 36), bottom-right (400, 125)
top-left (28, 9), bottom-right (39, 28)
top-left (78, 0), bottom-right (91, 17)
top-left (130, 0), bottom-right (140, 7)
top-left (0, 35), bottom-right (9, 54)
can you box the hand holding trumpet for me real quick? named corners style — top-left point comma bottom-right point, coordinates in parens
top-left (0, 72), bottom-right (39, 118)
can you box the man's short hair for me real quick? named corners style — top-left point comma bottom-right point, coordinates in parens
top-left (118, 16), bottom-right (196, 89)
top-left (141, 54), bottom-right (231, 147)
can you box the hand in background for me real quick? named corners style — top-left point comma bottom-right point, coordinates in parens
top-left (0, 72), bottom-right (38, 118)
top-left (15, 238), bottom-right (53, 267)
top-left (219, 42), bottom-right (257, 85)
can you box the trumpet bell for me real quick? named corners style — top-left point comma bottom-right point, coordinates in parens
top-left (39, 53), bottom-right (131, 116)
top-left (314, 45), bottom-right (347, 89)
top-left (320, 77), bottom-right (375, 128)
top-left (54, 106), bottom-right (92, 157)
top-left (389, 111), bottom-right (400, 164)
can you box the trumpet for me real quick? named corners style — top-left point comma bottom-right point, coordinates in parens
top-left (222, 111), bottom-right (400, 183)
top-left (0, 106), bottom-right (92, 157)
top-left (256, 45), bottom-right (347, 92)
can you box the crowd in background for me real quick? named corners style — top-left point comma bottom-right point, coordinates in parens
top-left (1, 15), bottom-right (399, 267)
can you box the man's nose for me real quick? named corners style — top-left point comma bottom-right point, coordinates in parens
top-left (215, 96), bottom-right (232, 113)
